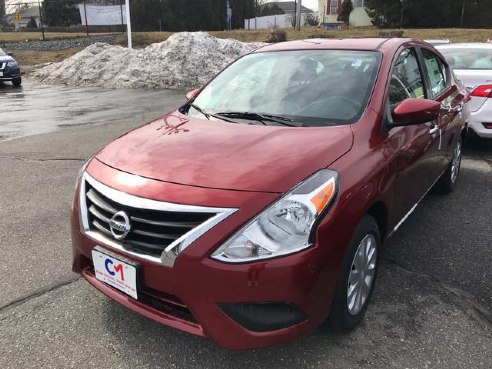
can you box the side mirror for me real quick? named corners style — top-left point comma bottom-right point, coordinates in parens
top-left (391, 98), bottom-right (440, 127)
top-left (185, 88), bottom-right (200, 101)
top-left (7, 52), bottom-right (13, 57)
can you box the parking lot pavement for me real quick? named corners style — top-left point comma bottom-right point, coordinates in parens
top-left (0, 80), bottom-right (186, 307)
top-left (0, 82), bottom-right (491, 368)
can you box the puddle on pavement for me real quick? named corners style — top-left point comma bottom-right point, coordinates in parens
top-left (0, 79), bottom-right (186, 141)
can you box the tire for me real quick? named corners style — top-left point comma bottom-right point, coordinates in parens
top-left (328, 215), bottom-right (380, 332)
top-left (12, 77), bottom-right (21, 87)
top-left (435, 137), bottom-right (462, 194)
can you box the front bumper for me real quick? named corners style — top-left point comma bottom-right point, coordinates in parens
top-left (71, 160), bottom-right (346, 350)
top-left (0, 66), bottom-right (21, 81)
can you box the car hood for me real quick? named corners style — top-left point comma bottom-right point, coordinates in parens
top-left (96, 113), bottom-right (354, 193)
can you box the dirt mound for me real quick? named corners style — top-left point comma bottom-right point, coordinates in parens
top-left (31, 32), bottom-right (264, 89)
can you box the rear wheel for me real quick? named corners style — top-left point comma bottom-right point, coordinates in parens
top-left (328, 215), bottom-right (380, 331)
top-left (12, 77), bottom-right (21, 87)
top-left (435, 138), bottom-right (462, 194)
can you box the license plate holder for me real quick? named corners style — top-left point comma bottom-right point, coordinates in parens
top-left (92, 246), bottom-right (139, 299)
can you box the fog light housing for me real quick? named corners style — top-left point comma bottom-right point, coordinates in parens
top-left (220, 302), bottom-right (306, 332)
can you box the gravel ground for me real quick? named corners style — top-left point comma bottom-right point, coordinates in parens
top-left (0, 35), bottom-right (117, 51)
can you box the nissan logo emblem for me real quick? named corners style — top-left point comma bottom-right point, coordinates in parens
top-left (109, 211), bottom-right (131, 240)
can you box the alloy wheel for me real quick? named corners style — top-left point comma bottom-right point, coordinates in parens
top-left (450, 141), bottom-right (462, 184)
top-left (347, 234), bottom-right (377, 316)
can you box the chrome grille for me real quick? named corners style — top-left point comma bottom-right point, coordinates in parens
top-left (85, 182), bottom-right (216, 258)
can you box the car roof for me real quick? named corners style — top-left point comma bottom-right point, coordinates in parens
top-left (254, 38), bottom-right (420, 53)
top-left (436, 43), bottom-right (492, 49)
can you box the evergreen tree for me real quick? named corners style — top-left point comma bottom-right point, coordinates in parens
top-left (339, 0), bottom-right (354, 25)
top-left (43, 0), bottom-right (80, 27)
top-left (260, 3), bottom-right (285, 16)
top-left (26, 16), bottom-right (38, 28)
top-left (365, 0), bottom-right (492, 28)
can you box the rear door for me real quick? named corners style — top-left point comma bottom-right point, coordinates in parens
top-left (419, 48), bottom-right (465, 170)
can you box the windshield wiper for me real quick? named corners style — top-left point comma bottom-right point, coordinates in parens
top-left (215, 112), bottom-right (301, 127)
top-left (189, 103), bottom-right (210, 120)
top-left (188, 104), bottom-right (237, 123)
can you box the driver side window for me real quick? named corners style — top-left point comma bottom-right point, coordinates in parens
top-left (389, 48), bottom-right (425, 107)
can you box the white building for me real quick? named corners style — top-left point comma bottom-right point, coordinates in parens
top-left (7, 5), bottom-right (42, 30)
top-left (317, 0), bottom-right (372, 27)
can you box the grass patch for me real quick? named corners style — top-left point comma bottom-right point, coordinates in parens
top-left (12, 48), bottom-right (82, 67)
top-left (114, 27), bottom-right (492, 47)
top-left (2, 27), bottom-right (491, 66)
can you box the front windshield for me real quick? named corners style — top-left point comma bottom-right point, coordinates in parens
top-left (439, 48), bottom-right (492, 70)
top-left (0, 48), bottom-right (5, 57)
top-left (189, 50), bottom-right (381, 127)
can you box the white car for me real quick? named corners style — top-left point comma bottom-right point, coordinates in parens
top-left (437, 43), bottom-right (492, 139)
top-left (424, 39), bottom-right (450, 46)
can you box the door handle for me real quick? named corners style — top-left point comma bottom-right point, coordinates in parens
top-left (429, 125), bottom-right (439, 135)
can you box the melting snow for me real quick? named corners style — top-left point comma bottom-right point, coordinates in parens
top-left (31, 32), bottom-right (264, 89)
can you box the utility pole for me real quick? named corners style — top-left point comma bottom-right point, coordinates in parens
top-left (0, 0), bottom-right (5, 25)
top-left (295, 0), bottom-right (301, 30)
top-left (255, 0), bottom-right (258, 29)
top-left (158, 0), bottom-right (162, 32)
top-left (460, 0), bottom-right (466, 28)
top-left (120, 0), bottom-right (124, 33)
top-left (400, 0), bottom-right (404, 29)
top-left (83, 0), bottom-right (89, 36)
top-left (38, 2), bottom-right (45, 41)
top-left (125, 0), bottom-right (132, 49)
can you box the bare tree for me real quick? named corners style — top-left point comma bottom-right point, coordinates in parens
top-left (0, 0), bottom-right (5, 24)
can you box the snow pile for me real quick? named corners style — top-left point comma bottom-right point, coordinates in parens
top-left (31, 32), bottom-right (264, 89)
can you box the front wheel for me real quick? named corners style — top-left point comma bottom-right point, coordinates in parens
top-left (328, 215), bottom-right (380, 332)
top-left (435, 138), bottom-right (462, 194)
top-left (12, 77), bottom-right (21, 87)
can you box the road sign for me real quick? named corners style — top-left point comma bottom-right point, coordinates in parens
top-left (15, 12), bottom-right (22, 21)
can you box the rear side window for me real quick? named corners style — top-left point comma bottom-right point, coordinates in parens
top-left (389, 48), bottom-right (425, 106)
top-left (421, 49), bottom-right (447, 98)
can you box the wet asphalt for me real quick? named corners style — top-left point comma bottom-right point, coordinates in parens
top-left (0, 80), bottom-right (491, 368)
top-left (0, 80), bottom-right (185, 141)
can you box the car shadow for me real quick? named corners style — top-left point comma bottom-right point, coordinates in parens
top-left (99, 256), bottom-right (458, 368)
top-left (464, 135), bottom-right (492, 156)
top-left (0, 82), bottom-right (24, 94)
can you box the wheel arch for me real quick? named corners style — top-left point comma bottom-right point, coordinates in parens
top-left (365, 201), bottom-right (388, 241)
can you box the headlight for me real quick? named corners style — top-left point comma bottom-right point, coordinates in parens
top-left (211, 170), bottom-right (339, 263)
top-left (75, 157), bottom-right (92, 190)
top-left (7, 61), bottom-right (18, 68)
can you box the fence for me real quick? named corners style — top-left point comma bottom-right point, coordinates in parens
top-left (2, 0), bottom-right (317, 38)
top-left (244, 12), bottom-right (317, 30)
top-left (2, 0), bottom-right (126, 39)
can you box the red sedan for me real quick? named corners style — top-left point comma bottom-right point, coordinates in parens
top-left (71, 38), bottom-right (469, 350)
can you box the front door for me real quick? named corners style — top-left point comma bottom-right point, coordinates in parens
top-left (387, 48), bottom-right (441, 226)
